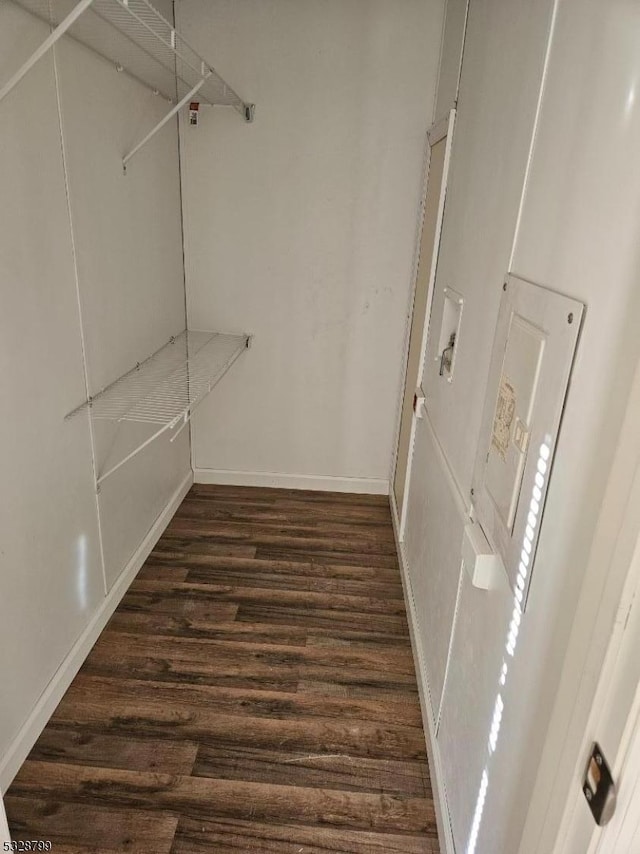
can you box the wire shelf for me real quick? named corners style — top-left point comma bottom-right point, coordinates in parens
top-left (66, 329), bottom-right (249, 484)
top-left (9, 0), bottom-right (249, 114)
top-left (68, 330), bottom-right (249, 426)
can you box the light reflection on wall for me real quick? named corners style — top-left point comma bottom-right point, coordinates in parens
top-left (625, 81), bottom-right (636, 117)
top-left (75, 533), bottom-right (88, 610)
top-left (467, 438), bottom-right (551, 854)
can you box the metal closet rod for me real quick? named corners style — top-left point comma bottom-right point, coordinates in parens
top-left (1, 0), bottom-right (255, 168)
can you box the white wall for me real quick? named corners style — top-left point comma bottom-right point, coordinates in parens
top-left (0, 2), bottom-right (190, 787)
top-left (53, 22), bottom-right (190, 587)
top-left (401, 0), bottom-right (640, 853)
top-left (403, 0), bottom-right (555, 846)
top-left (511, 0), bottom-right (640, 849)
top-left (425, 2), bottom-right (557, 849)
top-left (177, 0), bottom-right (444, 492)
top-left (422, 0), bottom-right (556, 499)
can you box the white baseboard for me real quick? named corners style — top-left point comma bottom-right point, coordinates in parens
top-left (194, 468), bottom-right (389, 495)
top-left (0, 470), bottom-right (194, 792)
top-left (0, 793), bottom-right (9, 846)
top-left (390, 491), bottom-right (456, 854)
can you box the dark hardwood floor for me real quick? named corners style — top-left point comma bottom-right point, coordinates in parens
top-left (6, 484), bottom-right (439, 853)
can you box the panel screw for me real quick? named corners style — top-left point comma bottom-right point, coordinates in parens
top-left (470, 488), bottom-right (475, 496)
top-left (503, 282), bottom-right (507, 291)
top-left (584, 787), bottom-right (592, 801)
top-left (568, 313), bottom-right (574, 324)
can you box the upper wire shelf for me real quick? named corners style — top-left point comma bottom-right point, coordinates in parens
top-left (67, 329), bottom-right (250, 484)
top-left (2, 0), bottom-right (254, 165)
top-left (7, 0), bottom-right (251, 114)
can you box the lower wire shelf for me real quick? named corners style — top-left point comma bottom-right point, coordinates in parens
top-left (67, 329), bottom-right (251, 486)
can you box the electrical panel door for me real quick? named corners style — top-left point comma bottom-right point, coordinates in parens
top-left (472, 274), bottom-right (584, 607)
top-left (484, 314), bottom-right (545, 532)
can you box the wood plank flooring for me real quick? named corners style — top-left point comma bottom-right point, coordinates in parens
top-left (6, 484), bottom-right (439, 853)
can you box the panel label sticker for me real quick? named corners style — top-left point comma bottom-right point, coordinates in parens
top-left (491, 375), bottom-right (516, 460)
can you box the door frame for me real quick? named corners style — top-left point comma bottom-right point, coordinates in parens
top-left (397, 108), bottom-right (456, 540)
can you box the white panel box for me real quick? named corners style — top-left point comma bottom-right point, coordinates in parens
top-left (472, 274), bottom-right (584, 607)
top-left (462, 520), bottom-right (507, 591)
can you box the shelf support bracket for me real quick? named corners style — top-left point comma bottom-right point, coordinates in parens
top-left (96, 421), bottom-right (176, 486)
top-left (122, 78), bottom-right (206, 170)
top-left (0, 0), bottom-right (96, 104)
